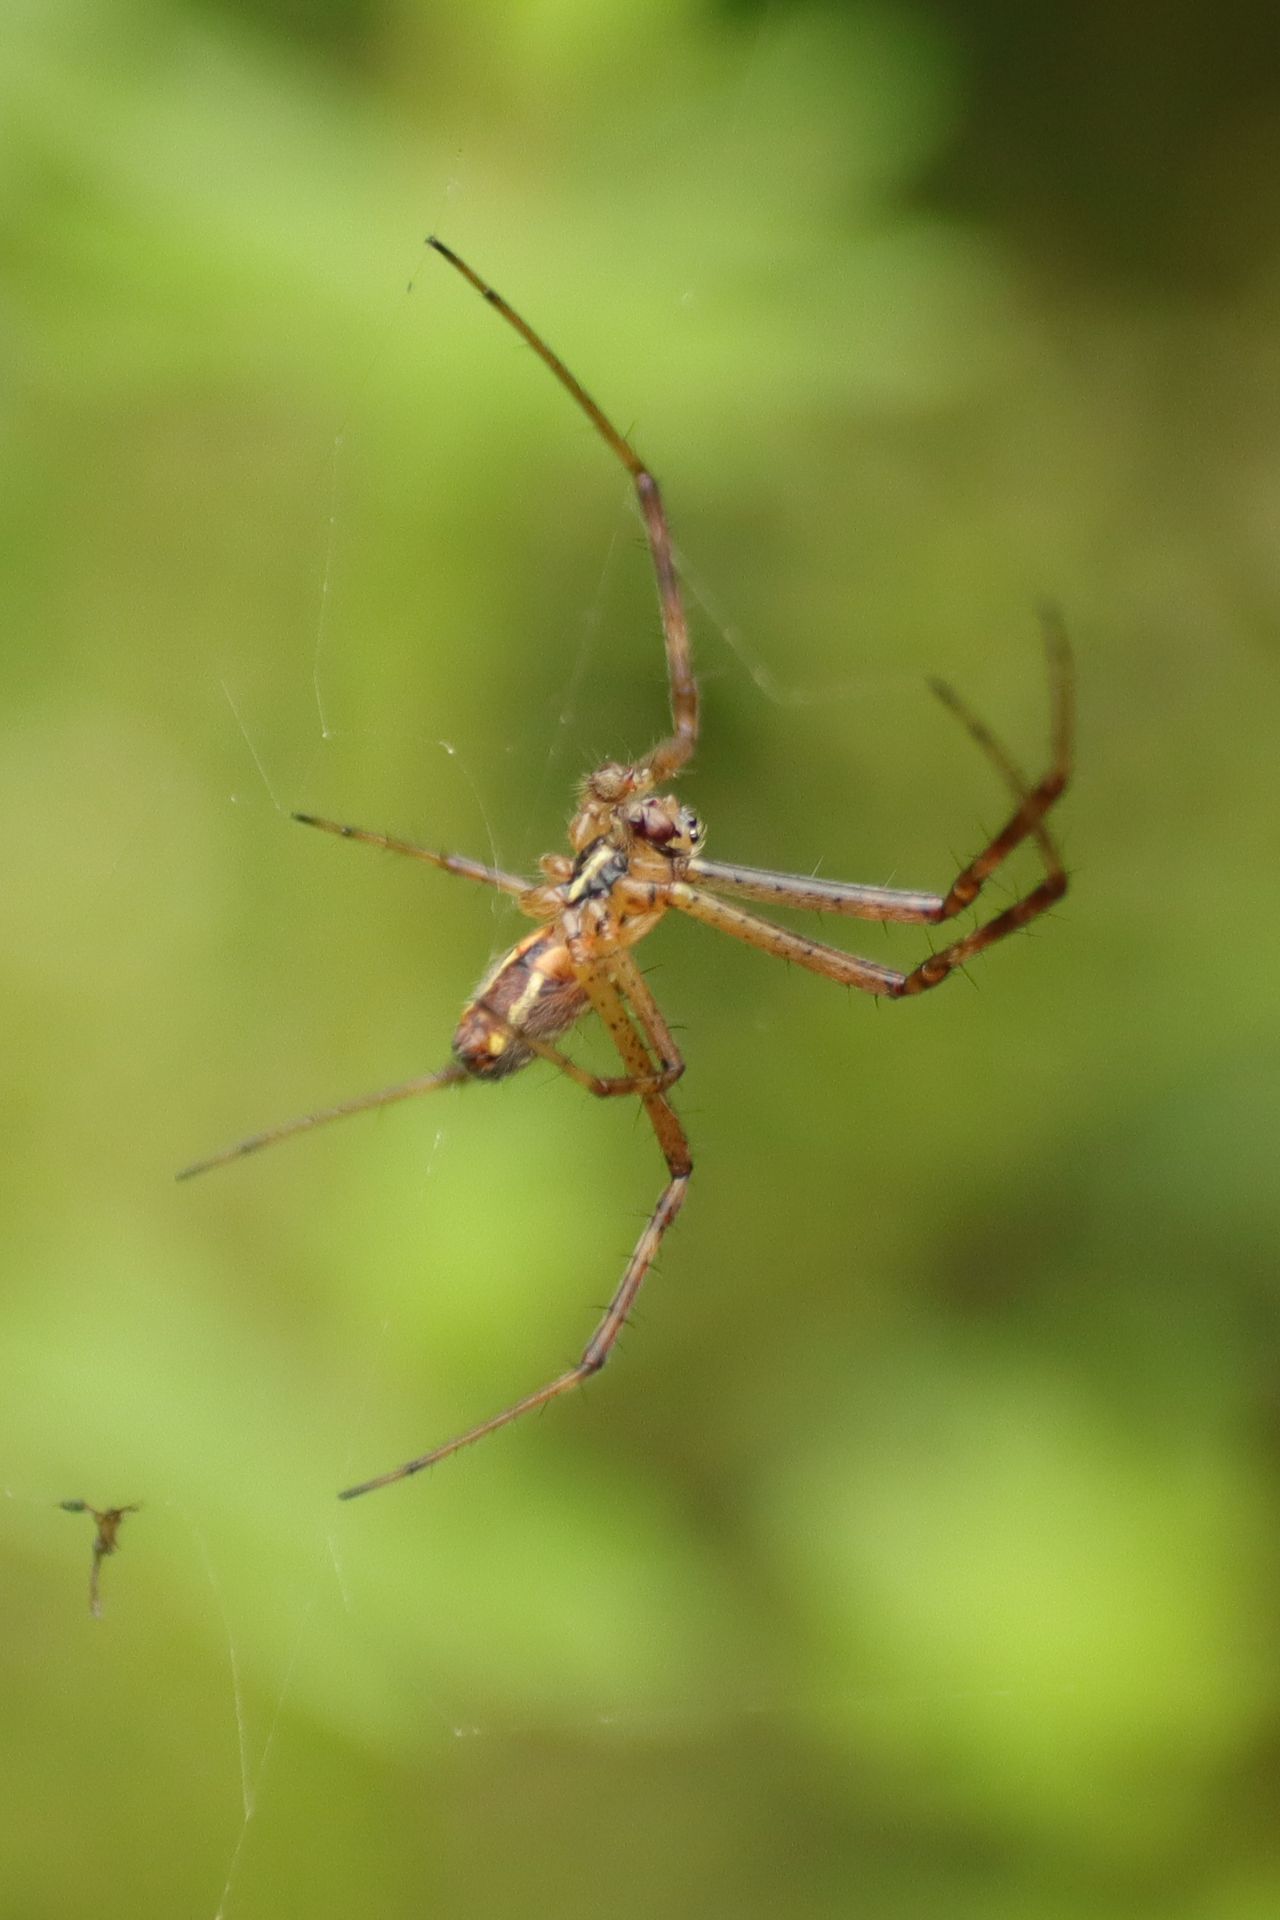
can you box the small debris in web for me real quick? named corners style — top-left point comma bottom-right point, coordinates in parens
top-left (60, 1500), bottom-right (140, 1619)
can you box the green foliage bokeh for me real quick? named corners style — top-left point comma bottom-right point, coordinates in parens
top-left (3, 3), bottom-right (1279, 1916)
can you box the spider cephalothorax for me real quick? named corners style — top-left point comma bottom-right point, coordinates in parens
top-left (451, 788), bottom-right (705, 1088)
top-left (180, 237), bottom-right (1073, 1500)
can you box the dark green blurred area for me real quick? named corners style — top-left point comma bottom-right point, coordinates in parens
top-left (4, 2), bottom-right (1279, 1915)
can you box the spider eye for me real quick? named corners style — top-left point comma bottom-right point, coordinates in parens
top-left (673, 807), bottom-right (704, 854)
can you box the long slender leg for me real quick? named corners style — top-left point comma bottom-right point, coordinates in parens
top-left (670, 885), bottom-right (904, 993)
top-left (605, 950), bottom-right (686, 1083)
top-left (177, 954), bottom-right (683, 1184)
top-left (686, 859), bottom-right (948, 923)
top-left (576, 967), bottom-right (690, 1176)
top-left (178, 1001), bottom-right (678, 1184)
top-left (293, 813), bottom-right (531, 897)
top-left (670, 870), bottom-right (1065, 999)
top-left (339, 968), bottom-right (691, 1499)
top-left (176, 1065), bottom-right (468, 1180)
top-left (893, 868), bottom-right (1066, 995)
top-left (688, 620), bottom-right (1072, 928)
top-left (670, 628), bottom-right (1071, 995)
top-left (427, 238), bottom-right (698, 775)
top-left (925, 614), bottom-right (1071, 921)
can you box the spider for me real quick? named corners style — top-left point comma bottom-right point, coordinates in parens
top-left (180, 237), bottom-right (1073, 1500)
top-left (60, 1500), bottom-right (140, 1618)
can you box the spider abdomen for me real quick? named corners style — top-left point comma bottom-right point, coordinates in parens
top-left (454, 926), bottom-right (587, 1080)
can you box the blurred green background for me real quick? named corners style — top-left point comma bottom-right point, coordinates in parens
top-left (4, 1), bottom-right (1279, 1914)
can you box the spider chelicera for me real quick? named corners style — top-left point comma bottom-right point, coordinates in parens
top-left (180, 237), bottom-right (1073, 1500)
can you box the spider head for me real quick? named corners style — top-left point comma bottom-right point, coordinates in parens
top-left (573, 766), bottom-right (704, 870)
top-left (623, 795), bottom-right (705, 862)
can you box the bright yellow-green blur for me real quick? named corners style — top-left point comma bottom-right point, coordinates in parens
top-left (4, 3), bottom-right (1278, 1916)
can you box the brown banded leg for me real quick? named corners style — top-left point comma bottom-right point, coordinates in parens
top-left (426, 238), bottom-right (698, 775)
top-left (923, 610), bottom-right (1071, 924)
top-left (339, 966), bottom-right (691, 1499)
top-left (605, 950), bottom-right (684, 1072)
top-left (685, 859), bottom-right (948, 923)
top-left (176, 1064), bottom-right (470, 1179)
top-left (891, 865), bottom-right (1067, 994)
top-left (879, 631), bottom-right (1071, 994)
top-left (670, 856), bottom-right (1066, 997)
top-left (688, 618), bottom-right (1072, 933)
top-left (293, 813), bottom-right (532, 897)
top-left (179, 823), bottom-right (545, 1179)
top-left (669, 884), bottom-right (905, 993)
top-left (861, 624), bottom-right (1072, 993)
top-left (177, 963), bottom-right (687, 1179)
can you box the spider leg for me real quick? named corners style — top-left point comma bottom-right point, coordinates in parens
top-left (293, 813), bottom-right (531, 897)
top-left (690, 622), bottom-right (1074, 960)
top-left (176, 961), bottom-right (681, 1184)
top-left (893, 867), bottom-right (1067, 995)
top-left (925, 609), bottom-right (1071, 922)
top-left (670, 858), bottom-right (1065, 997)
top-left (686, 860), bottom-right (946, 923)
top-left (669, 885), bottom-right (903, 993)
top-left (339, 966), bottom-right (691, 1498)
top-left (427, 238), bottom-right (698, 776)
top-left (176, 1065), bottom-right (468, 1179)
top-left (605, 950), bottom-right (685, 1085)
